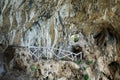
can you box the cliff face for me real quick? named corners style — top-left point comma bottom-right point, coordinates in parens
top-left (1, 0), bottom-right (120, 47)
top-left (1, 0), bottom-right (120, 48)
top-left (0, 0), bottom-right (120, 80)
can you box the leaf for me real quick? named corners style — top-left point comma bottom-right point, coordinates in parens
top-left (74, 37), bottom-right (79, 42)
top-left (30, 28), bottom-right (32, 31)
top-left (83, 67), bottom-right (87, 71)
top-left (30, 65), bottom-right (36, 71)
top-left (70, 35), bottom-right (79, 42)
top-left (86, 60), bottom-right (93, 65)
top-left (70, 35), bottom-right (76, 41)
top-left (74, 60), bottom-right (82, 64)
top-left (83, 74), bottom-right (89, 80)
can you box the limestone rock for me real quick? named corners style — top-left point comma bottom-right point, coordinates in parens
top-left (1, 0), bottom-right (120, 80)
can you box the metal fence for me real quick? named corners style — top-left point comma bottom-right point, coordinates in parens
top-left (14, 45), bottom-right (83, 61)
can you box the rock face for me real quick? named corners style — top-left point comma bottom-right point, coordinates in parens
top-left (1, 0), bottom-right (119, 48)
top-left (1, 0), bottom-right (120, 80)
top-left (1, 48), bottom-right (83, 80)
